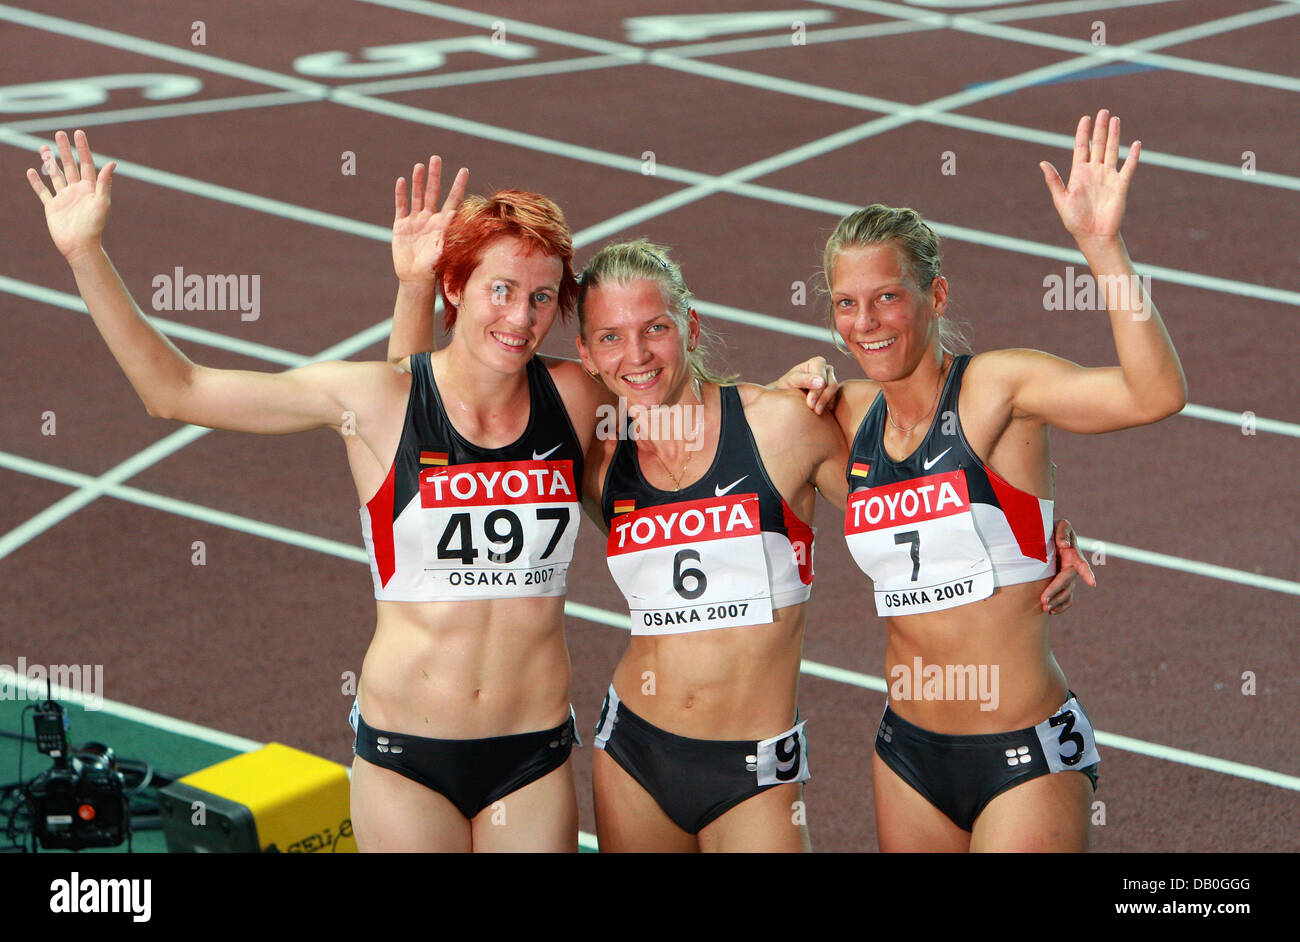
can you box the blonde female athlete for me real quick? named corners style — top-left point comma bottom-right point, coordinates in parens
top-left (27, 131), bottom-right (608, 852)
top-left (822, 110), bottom-right (1184, 851)
top-left (571, 241), bottom-right (1091, 852)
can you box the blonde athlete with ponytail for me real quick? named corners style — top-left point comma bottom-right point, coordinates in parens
top-left (576, 240), bottom-right (844, 851)
top-left (822, 111), bottom-right (1182, 851)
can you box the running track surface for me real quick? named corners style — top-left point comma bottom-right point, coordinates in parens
top-left (1, 0), bottom-right (1297, 852)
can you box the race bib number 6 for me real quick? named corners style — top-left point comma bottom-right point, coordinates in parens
top-left (607, 494), bottom-right (774, 634)
top-left (845, 469), bottom-right (994, 616)
top-left (419, 459), bottom-right (578, 598)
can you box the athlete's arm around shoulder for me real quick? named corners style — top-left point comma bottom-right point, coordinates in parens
top-left (541, 356), bottom-right (615, 452)
top-left (543, 357), bottom-right (617, 533)
top-left (738, 382), bottom-right (849, 507)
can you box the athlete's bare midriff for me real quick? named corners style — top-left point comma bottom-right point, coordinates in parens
top-left (357, 596), bottom-right (571, 739)
top-left (882, 578), bottom-right (1069, 735)
top-left (610, 602), bottom-right (805, 741)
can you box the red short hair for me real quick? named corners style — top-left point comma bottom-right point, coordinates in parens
top-left (437, 190), bottom-right (577, 331)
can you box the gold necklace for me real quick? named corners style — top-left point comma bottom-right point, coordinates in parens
top-left (886, 356), bottom-right (949, 433)
top-left (650, 447), bottom-right (692, 490)
top-left (640, 377), bottom-right (709, 489)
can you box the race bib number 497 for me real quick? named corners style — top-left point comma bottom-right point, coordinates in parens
top-left (844, 469), bottom-right (994, 616)
top-left (418, 459), bottom-right (578, 598)
top-left (606, 494), bottom-right (774, 634)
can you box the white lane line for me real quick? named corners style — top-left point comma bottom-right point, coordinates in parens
top-left (824, 0), bottom-right (1300, 91)
top-left (5, 7), bottom-right (1295, 557)
top-left (349, 0), bottom-right (1300, 211)
top-left (1090, 731), bottom-right (1300, 792)
top-left (361, 0), bottom-right (1297, 100)
top-left (339, 53), bottom-right (634, 96)
top-left (0, 127), bottom-right (391, 245)
top-left (559, 608), bottom-right (1300, 792)
top-left (0, 667), bottom-right (264, 752)
top-left (977, 0), bottom-right (1187, 24)
top-left (0, 425), bottom-right (211, 562)
top-left (919, 109), bottom-right (1300, 193)
top-left (350, 0), bottom-right (646, 58)
top-left (6, 260), bottom-right (1295, 442)
top-left (324, 87), bottom-right (657, 177)
top-left (660, 0), bottom-right (1181, 58)
top-left (929, 217), bottom-right (1300, 307)
top-left (7, 0), bottom-right (1296, 207)
top-left (362, 0), bottom-right (1300, 241)
top-left (11, 56), bottom-right (1292, 198)
top-left (0, 275), bottom-right (309, 367)
top-left (10, 3), bottom-right (1286, 199)
top-left (6, 447), bottom-right (1297, 602)
top-left (1179, 403), bottom-right (1300, 438)
top-left (954, 16), bottom-right (1300, 93)
top-left (663, 17), bottom-right (941, 59)
top-left (2, 90), bottom-right (319, 133)
top-left (4, 448), bottom-right (1297, 791)
top-left (649, 53), bottom-right (1300, 194)
top-left (0, 302), bottom-right (393, 563)
top-left (1074, 538), bottom-right (1300, 596)
top-left (0, 4), bottom-right (323, 94)
top-left (7, 6), bottom-right (1299, 297)
top-left (692, 299), bottom-right (832, 342)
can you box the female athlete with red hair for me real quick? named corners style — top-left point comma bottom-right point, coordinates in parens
top-left (28, 132), bottom-right (609, 852)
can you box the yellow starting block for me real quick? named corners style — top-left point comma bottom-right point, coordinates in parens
top-left (158, 743), bottom-right (355, 853)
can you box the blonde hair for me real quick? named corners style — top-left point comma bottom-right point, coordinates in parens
top-left (822, 204), bottom-right (971, 356)
top-left (577, 239), bottom-right (736, 385)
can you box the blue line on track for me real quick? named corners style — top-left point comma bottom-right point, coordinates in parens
top-left (966, 61), bottom-right (1161, 90)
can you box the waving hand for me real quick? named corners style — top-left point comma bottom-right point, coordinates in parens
top-left (392, 155), bottom-right (468, 286)
top-left (1039, 109), bottom-right (1139, 244)
top-left (27, 129), bottom-right (117, 262)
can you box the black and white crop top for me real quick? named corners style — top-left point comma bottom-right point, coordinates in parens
top-left (361, 353), bottom-right (584, 602)
top-left (843, 355), bottom-right (1055, 616)
top-left (601, 385), bottom-right (814, 634)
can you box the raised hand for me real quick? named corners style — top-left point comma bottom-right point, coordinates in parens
top-left (392, 155), bottom-right (468, 286)
top-left (26, 129), bottom-right (116, 262)
top-left (1039, 109), bottom-right (1139, 244)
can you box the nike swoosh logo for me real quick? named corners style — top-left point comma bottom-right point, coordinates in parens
top-left (922, 448), bottom-right (951, 471)
top-left (715, 476), bottom-right (748, 497)
top-left (532, 444), bottom-right (562, 461)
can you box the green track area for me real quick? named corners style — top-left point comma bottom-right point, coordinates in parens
top-left (0, 695), bottom-right (245, 853)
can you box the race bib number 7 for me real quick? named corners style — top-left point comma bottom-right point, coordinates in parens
top-left (607, 494), bottom-right (774, 634)
top-left (844, 469), bottom-right (994, 616)
top-left (419, 459), bottom-right (578, 598)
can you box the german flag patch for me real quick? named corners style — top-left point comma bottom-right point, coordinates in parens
top-left (613, 499), bottom-right (636, 516)
top-left (850, 461), bottom-right (870, 478)
top-left (420, 451), bottom-right (449, 466)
